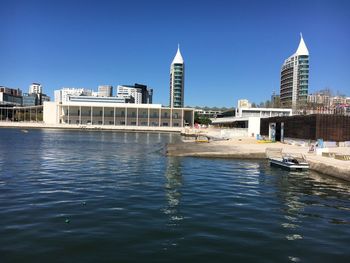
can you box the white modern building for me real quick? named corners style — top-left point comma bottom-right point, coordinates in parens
top-left (237, 99), bottom-right (251, 108)
top-left (54, 88), bottom-right (92, 103)
top-left (43, 101), bottom-right (195, 130)
top-left (98, 85), bottom-right (113, 97)
top-left (170, 45), bottom-right (185, 108)
top-left (117, 84), bottom-right (152, 104)
top-left (280, 34), bottom-right (309, 110)
top-left (29, 83), bottom-right (42, 94)
top-left (117, 85), bottom-right (143, 104)
top-left (211, 106), bottom-right (292, 137)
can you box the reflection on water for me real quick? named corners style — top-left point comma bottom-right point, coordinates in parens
top-left (0, 128), bottom-right (350, 262)
top-left (164, 157), bottom-right (183, 224)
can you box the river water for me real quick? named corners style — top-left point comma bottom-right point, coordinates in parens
top-left (0, 128), bottom-right (350, 262)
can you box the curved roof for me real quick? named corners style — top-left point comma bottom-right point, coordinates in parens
top-left (295, 33), bottom-right (309, 56)
top-left (172, 45), bottom-right (184, 64)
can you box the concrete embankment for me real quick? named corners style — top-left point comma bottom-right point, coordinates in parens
top-left (167, 142), bottom-right (267, 159)
top-left (306, 155), bottom-right (350, 182)
top-left (167, 138), bottom-right (350, 182)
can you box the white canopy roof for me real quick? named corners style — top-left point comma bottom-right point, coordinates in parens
top-left (172, 45), bottom-right (184, 64)
top-left (295, 33), bottom-right (309, 56)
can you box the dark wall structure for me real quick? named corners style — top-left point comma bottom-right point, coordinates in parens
top-left (260, 114), bottom-right (350, 141)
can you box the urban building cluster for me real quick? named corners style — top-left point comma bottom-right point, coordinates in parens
top-left (54, 83), bottom-right (153, 105)
top-left (0, 83), bottom-right (50, 107)
top-left (0, 46), bottom-right (192, 127)
top-left (1, 37), bottom-right (349, 132)
top-left (307, 91), bottom-right (350, 115)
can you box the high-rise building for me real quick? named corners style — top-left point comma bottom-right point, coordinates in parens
top-left (29, 83), bottom-right (42, 94)
top-left (98, 85), bottom-right (113, 97)
top-left (117, 84), bottom-right (153, 104)
top-left (169, 45), bottom-right (184, 108)
top-left (280, 34), bottom-right (309, 110)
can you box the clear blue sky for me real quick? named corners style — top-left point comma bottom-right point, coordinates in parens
top-left (1, 0), bottom-right (349, 107)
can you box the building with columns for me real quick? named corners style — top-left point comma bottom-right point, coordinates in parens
top-left (43, 101), bottom-right (194, 129)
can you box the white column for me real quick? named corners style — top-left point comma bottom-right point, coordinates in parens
top-left (79, 106), bottom-right (82, 124)
top-left (90, 106), bottom-right (93, 125)
top-left (136, 107), bottom-right (139, 126)
top-left (114, 107), bottom-right (116, 126)
top-left (57, 105), bottom-right (59, 124)
top-left (192, 110), bottom-right (195, 127)
top-left (170, 107), bottom-right (173, 127)
top-left (147, 108), bottom-right (150, 126)
top-left (68, 105), bottom-right (70, 124)
top-left (125, 107), bottom-right (127, 126)
top-left (181, 109), bottom-right (184, 127)
top-left (159, 108), bottom-right (161, 127)
top-left (102, 107), bottom-right (105, 125)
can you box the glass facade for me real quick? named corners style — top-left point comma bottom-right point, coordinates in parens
top-left (280, 55), bottom-right (309, 109)
top-left (170, 63), bottom-right (185, 108)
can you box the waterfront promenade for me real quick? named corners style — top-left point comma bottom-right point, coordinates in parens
top-left (167, 137), bottom-right (350, 182)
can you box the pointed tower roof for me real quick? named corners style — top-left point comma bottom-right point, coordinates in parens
top-left (172, 44), bottom-right (184, 64)
top-left (295, 33), bottom-right (309, 56)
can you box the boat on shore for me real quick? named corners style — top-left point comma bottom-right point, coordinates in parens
top-left (265, 148), bottom-right (309, 171)
top-left (269, 153), bottom-right (309, 171)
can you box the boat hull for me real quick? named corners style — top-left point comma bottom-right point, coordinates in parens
top-left (269, 158), bottom-right (309, 171)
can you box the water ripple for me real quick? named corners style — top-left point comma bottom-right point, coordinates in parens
top-left (0, 129), bottom-right (350, 262)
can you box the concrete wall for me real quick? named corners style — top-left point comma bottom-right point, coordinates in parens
top-left (248, 117), bottom-right (260, 137)
top-left (43, 101), bottom-right (58, 124)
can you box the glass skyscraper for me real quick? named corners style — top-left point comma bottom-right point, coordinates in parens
top-left (169, 45), bottom-right (184, 108)
top-left (280, 34), bottom-right (309, 110)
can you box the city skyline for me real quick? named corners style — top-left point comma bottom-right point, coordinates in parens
top-left (1, 0), bottom-right (349, 107)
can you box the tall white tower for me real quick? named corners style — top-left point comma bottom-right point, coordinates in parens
top-left (169, 45), bottom-right (185, 108)
top-left (280, 34), bottom-right (309, 110)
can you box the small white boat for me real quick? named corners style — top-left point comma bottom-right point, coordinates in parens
top-left (269, 154), bottom-right (309, 171)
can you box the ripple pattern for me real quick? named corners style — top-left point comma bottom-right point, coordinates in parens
top-left (0, 128), bottom-right (350, 262)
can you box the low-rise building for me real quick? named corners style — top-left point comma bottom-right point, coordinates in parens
top-left (0, 86), bottom-right (22, 106)
top-left (22, 93), bottom-right (38, 106)
top-left (237, 99), bottom-right (251, 108)
top-left (211, 106), bottom-right (292, 137)
top-left (54, 88), bottom-right (93, 103)
top-left (195, 109), bottom-right (223, 118)
top-left (43, 101), bottom-right (194, 129)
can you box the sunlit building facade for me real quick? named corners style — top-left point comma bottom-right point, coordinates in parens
top-left (280, 34), bottom-right (309, 110)
top-left (170, 45), bottom-right (185, 108)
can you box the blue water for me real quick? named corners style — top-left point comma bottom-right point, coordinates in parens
top-left (0, 128), bottom-right (350, 262)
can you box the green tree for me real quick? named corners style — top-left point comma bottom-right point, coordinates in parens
top-left (194, 112), bottom-right (212, 125)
